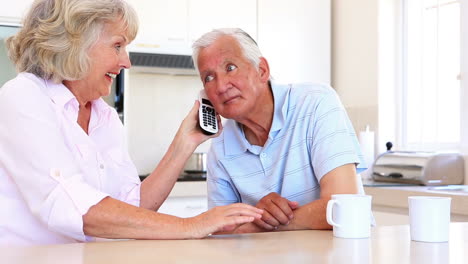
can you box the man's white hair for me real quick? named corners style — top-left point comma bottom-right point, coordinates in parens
top-left (191, 28), bottom-right (263, 74)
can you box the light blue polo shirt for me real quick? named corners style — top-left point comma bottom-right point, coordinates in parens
top-left (206, 82), bottom-right (366, 208)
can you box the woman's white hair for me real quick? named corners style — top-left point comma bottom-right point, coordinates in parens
top-left (6, 0), bottom-right (138, 83)
top-left (192, 28), bottom-right (264, 74)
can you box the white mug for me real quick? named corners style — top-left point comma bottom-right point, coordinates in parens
top-left (326, 194), bottom-right (372, 239)
top-left (408, 196), bottom-right (451, 242)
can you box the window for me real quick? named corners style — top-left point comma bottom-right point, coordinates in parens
top-left (401, 0), bottom-right (461, 150)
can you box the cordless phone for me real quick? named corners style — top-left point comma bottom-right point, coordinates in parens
top-left (198, 90), bottom-right (218, 135)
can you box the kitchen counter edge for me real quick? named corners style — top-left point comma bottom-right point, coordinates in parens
top-left (364, 185), bottom-right (468, 216)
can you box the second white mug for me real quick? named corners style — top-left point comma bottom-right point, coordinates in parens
top-left (408, 196), bottom-right (451, 243)
top-left (326, 194), bottom-right (372, 239)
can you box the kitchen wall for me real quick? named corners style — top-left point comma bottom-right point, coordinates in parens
top-left (124, 71), bottom-right (206, 175)
top-left (332, 0), bottom-right (378, 126)
top-left (332, 0), bottom-right (399, 157)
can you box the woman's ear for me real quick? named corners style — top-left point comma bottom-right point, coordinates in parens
top-left (258, 57), bottom-right (270, 83)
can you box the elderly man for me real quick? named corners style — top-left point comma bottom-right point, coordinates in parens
top-left (192, 28), bottom-right (366, 233)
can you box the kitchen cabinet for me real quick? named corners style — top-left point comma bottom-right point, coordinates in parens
top-left (257, 0), bottom-right (331, 84)
top-left (126, 0), bottom-right (188, 45)
top-left (157, 181), bottom-right (208, 217)
top-left (126, 0), bottom-right (256, 50)
top-left (0, 0), bottom-right (32, 23)
top-left (187, 0), bottom-right (257, 42)
top-left (127, 0), bottom-right (331, 86)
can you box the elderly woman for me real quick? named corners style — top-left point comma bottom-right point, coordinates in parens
top-left (0, 0), bottom-right (262, 245)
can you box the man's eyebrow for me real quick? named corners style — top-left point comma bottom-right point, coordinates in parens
top-left (200, 70), bottom-right (211, 77)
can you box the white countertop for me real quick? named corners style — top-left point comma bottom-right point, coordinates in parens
top-left (3, 223), bottom-right (468, 264)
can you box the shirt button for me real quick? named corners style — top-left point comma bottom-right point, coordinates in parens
top-left (100, 164), bottom-right (105, 169)
top-left (260, 153), bottom-right (267, 158)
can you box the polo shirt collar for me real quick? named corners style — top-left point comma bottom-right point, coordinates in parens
top-left (270, 82), bottom-right (289, 133)
top-left (224, 121), bottom-right (250, 155)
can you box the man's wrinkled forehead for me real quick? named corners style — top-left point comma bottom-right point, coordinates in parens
top-left (205, 35), bottom-right (243, 58)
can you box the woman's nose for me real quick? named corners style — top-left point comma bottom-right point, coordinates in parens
top-left (120, 51), bottom-right (132, 69)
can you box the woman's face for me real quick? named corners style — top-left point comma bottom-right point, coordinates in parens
top-left (66, 19), bottom-right (131, 104)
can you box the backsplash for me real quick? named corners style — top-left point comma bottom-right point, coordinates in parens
top-left (345, 105), bottom-right (379, 154)
top-left (124, 71), bottom-right (211, 175)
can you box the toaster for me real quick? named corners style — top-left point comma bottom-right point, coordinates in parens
top-left (372, 151), bottom-right (465, 185)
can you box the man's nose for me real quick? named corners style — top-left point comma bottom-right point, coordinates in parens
top-left (215, 74), bottom-right (231, 94)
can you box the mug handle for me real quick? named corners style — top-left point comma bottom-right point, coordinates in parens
top-left (326, 199), bottom-right (341, 227)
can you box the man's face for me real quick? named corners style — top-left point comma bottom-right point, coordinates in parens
top-left (196, 36), bottom-right (268, 120)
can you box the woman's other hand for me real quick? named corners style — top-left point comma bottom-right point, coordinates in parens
top-left (185, 203), bottom-right (263, 238)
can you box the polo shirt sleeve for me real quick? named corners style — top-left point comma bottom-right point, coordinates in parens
top-left (0, 82), bottom-right (109, 242)
top-left (308, 88), bottom-right (366, 181)
top-left (206, 141), bottom-right (241, 209)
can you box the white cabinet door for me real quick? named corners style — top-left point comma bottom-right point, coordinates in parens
top-left (187, 0), bottom-right (257, 42)
top-left (258, 0), bottom-right (331, 84)
top-left (127, 0), bottom-right (188, 44)
top-left (128, 0), bottom-right (256, 47)
top-left (0, 0), bottom-right (33, 23)
top-left (158, 196), bottom-right (208, 218)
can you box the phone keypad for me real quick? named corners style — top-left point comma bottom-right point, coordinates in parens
top-left (202, 105), bottom-right (217, 129)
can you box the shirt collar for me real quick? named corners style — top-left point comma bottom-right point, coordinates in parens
top-left (270, 82), bottom-right (290, 133)
top-left (44, 78), bottom-right (112, 115)
top-left (45, 78), bottom-right (77, 109)
top-left (223, 81), bottom-right (291, 156)
top-left (224, 121), bottom-right (250, 155)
